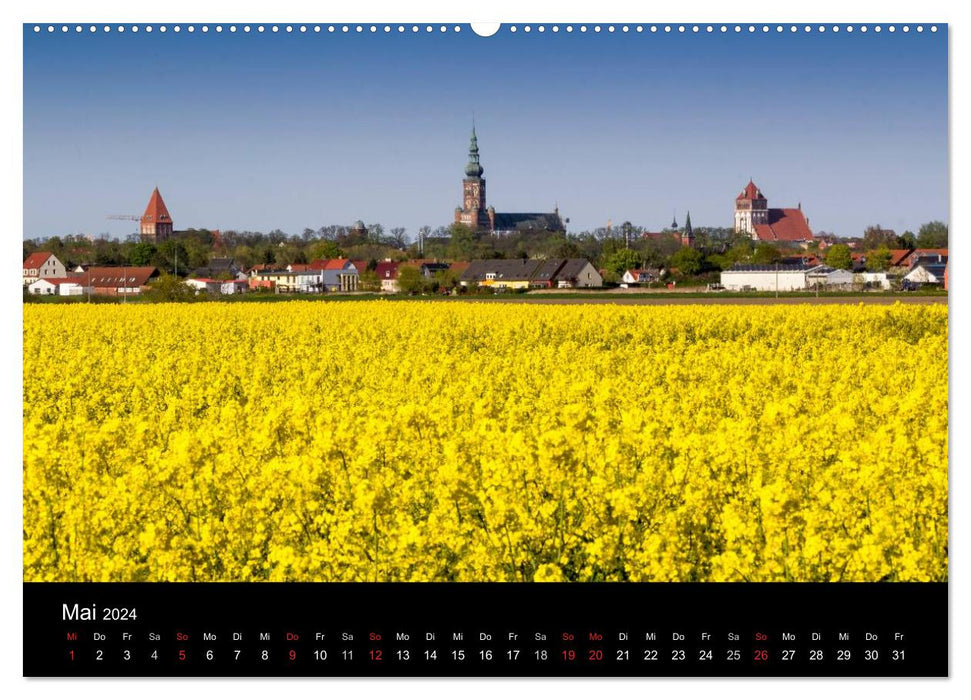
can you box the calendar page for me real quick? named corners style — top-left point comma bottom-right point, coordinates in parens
top-left (21, 18), bottom-right (948, 678)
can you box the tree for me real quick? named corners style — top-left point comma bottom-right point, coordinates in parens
top-left (916, 221), bottom-right (948, 248)
top-left (824, 244), bottom-right (853, 270)
top-left (397, 265), bottom-right (425, 294)
top-left (900, 231), bottom-right (917, 250)
top-left (751, 243), bottom-right (782, 265)
top-left (308, 240), bottom-right (343, 261)
top-left (446, 223), bottom-right (479, 261)
top-left (669, 247), bottom-right (704, 276)
top-left (865, 246), bottom-right (892, 272)
top-left (148, 273), bottom-right (197, 302)
top-left (602, 249), bottom-right (641, 278)
top-left (358, 269), bottom-right (380, 292)
top-left (389, 227), bottom-right (409, 249)
top-left (862, 225), bottom-right (900, 250)
top-left (129, 242), bottom-right (156, 266)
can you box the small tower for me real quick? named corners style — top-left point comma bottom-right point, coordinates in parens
top-left (734, 179), bottom-right (768, 236)
top-left (140, 187), bottom-right (173, 243)
top-left (671, 211), bottom-right (678, 230)
top-left (681, 211), bottom-right (695, 247)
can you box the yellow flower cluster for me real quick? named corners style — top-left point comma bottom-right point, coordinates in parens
top-left (23, 301), bottom-right (948, 582)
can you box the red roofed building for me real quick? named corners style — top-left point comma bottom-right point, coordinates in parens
top-left (734, 180), bottom-right (814, 245)
top-left (23, 251), bottom-right (66, 285)
top-left (140, 187), bottom-right (173, 244)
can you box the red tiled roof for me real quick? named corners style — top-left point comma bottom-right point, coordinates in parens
top-left (886, 249), bottom-right (914, 267)
top-left (641, 231), bottom-right (681, 241)
top-left (913, 248), bottom-right (948, 258)
top-left (141, 187), bottom-right (172, 224)
top-left (753, 208), bottom-right (814, 242)
top-left (374, 261), bottom-right (400, 279)
top-left (23, 252), bottom-right (52, 269)
top-left (82, 266), bottom-right (158, 287)
top-left (309, 258), bottom-right (355, 271)
top-left (736, 179), bottom-right (765, 201)
top-left (449, 261), bottom-right (470, 274)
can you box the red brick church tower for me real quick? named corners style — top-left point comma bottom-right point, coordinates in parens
top-left (454, 127), bottom-right (491, 230)
top-left (140, 187), bottom-right (173, 243)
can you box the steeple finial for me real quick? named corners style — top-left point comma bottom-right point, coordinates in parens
top-left (464, 122), bottom-right (484, 178)
top-left (671, 210), bottom-right (678, 229)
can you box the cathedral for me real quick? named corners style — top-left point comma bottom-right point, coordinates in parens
top-left (734, 180), bottom-right (814, 244)
top-left (454, 127), bottom-right (564, 235)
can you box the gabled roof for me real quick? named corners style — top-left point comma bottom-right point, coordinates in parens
top-left (556, 259), bottom-right (596, 280)
top-left (141, 187), bottom-right (172, 224)
top-left (374, 261), bottom-right (400, 279)
top-left (491, 212), bottom-right (563, 232)
top-left (81, 266), bottom-right (159, 287)
top-left (753, 208), bottom-right (814, 242)
top-left (886, 249), bottom-right (915, 267)
top-left (23, 252), bottom-right (53, 269)
top-left (736, 180), bottom-right (765, 201)
top-left (309, 258), bottom-right (357, 271)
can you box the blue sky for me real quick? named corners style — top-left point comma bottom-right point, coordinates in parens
top-left (23, 24), bottom-right (948, 240)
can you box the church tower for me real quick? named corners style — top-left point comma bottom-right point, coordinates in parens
top-left (140, 187), bottom-right (173, 244)
top-left (455, 127), bottom-right (490, 230)
top-left (681, 211), bottom-right (695, 247)
top-left (734, 179), bottom-right (768, 236)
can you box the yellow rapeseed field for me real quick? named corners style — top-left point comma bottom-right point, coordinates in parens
top-left (23, 301), bottom-right (947, 582)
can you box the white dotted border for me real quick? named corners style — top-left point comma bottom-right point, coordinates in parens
top-left (31, 24), bottom-right (940, 35)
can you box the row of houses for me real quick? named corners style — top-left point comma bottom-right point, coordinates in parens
top-left (719, 254), bottom-right (948, 292)
top-left (24, 251), bottom-right (605, 296)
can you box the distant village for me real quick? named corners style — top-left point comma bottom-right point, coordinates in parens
top-left (23, 130), bottom-right (948, 299)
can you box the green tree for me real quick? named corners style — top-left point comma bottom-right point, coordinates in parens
top-left (308, 240), bottom-right (343, 261)
top-left (865, 246), bottom-right (892, 272)
top-left (358, 269), bottom-right (380, 292)
top-left (129, 242), bottom-right (156, 266)
top-left (148, 273), bottom-right (197, 302)
top-left (397, 265), bottom-right (425, 294)
top-left (751, 243), bottom-right (782, 265)
top-left (824, 244), bottom-right (853, 270)
top-left (917, 221), bottom-right (948, 248)
top-left (603, 249), bottom-right (642, 278)
top-left (900, 231), bottom-right (917, 250)
top-left (669, 247), bottom-right (704, 276)
top-left (446, 223), bottom-right (478, 261)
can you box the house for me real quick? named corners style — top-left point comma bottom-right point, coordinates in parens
top-left (23, 252), bottom-right (66, 286)
top-left (27, 278), bottom-right (58, 295)
top-left (805, 265), bottom-right (854, 289)
top-left (248, 265), bottom-right (324, 293)
top-left (80, 267), bottom-right (159, 295)
top-left (859, 272), bottom-right (891, 290)
top-left (460, 259), bottom-right (543, 290)
top-left (904, 262), bottom-right (947, 286)
top-left (309, 258), bottom-right (359, 292)
top-left (190, 257), bottom-right (247, 282)
top-left (374, 261), bottom-right (401, 292)
top-left (552, 259), bottom-right (602, 288)
top-left (460, 258), bottom-right (602, 289)
top-left (621, 269), bottom-right (661, 286)
top-left (185, 278), bottom-right (246, 294)
top-left (720, 264), bottom-right (813, 292)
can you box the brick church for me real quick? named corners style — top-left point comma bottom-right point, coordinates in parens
top-left (140, 187), bottom-right (173, 244)
top-left (454, 127), bottom-right (564, 235)
top-left (734, 179), bottom-right (814, 244)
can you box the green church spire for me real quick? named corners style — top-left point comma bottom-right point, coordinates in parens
top-left (464, 125), bottom-right (484, 178)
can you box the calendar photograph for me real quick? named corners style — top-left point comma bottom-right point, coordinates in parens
top-left (22, 21), bottom-right (947, 597)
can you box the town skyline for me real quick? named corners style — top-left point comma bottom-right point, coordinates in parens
top-left (24, 25), bottom-right (947, 240)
